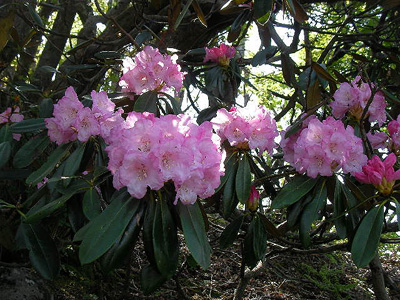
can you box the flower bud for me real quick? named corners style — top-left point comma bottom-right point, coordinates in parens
top-left (247, 185), bottom-right (260, 212)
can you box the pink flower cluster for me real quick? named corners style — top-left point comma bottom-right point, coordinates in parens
top-left (388, 115), bottom-right (400, 151)
top-left (0, 106), bottom-right (24, 140)
top-left (106, 113), bottom-right (224, 205)
top-left (211, 105), bottom-right (278, 155)
top-left (46, 87), bottom-right (123, 145)
top-left (119, 46), bottom-right (184, 96)
top-left (204, 43), bottom-right (235, 66)
top-left (331, 76), bottom-right (386, 125)
top-left (281, 116), bottom-right (367, 178)
top-left (355, 153), bottom-right (400, 195)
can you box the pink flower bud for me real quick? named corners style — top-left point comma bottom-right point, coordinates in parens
top-left (247, 185), bottom-right (260, 212)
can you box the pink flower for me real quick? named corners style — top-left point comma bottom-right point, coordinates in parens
top-left (0, 106), bottom-right (24, 140)
top-left (36, 177), bottom-right (49, 189)
top-left (355, 153), bottom-right (400, 195)
top-left (330, 77), bottom-right (387, 125)
top-left (204, 43), bottom-right (236, 66)
top-left (119, 46), bottom-right (184, 96)
top-left (367, 132), bottom-right (388, 150)
top-left (75, 107), bottom-right (100, 142)
top-left (282, 117), bottom-right (367, 178)
top-left (211, 104), bottom-right (278, 155)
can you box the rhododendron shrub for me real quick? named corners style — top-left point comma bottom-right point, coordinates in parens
top-left (281, 116), bottom-right (368, 178)
top-left (106, 112), bottom-right (224, 204)
top-left (204, 43), bottom-right (236, 66)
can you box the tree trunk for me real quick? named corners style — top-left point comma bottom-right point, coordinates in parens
top-left (369, 254), bottom-right (390, 300)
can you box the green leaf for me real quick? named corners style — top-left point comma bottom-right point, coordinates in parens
top-left (253, 0), bottom-right (273, 22)
top-left (395, 200), bottom-right (400, 231)
top-left (94, 51), bottom-right (122, 59)
top-left (135, 31), bottom-right (153, 46)
top-left (78, 195), bottom-right (140, 264)
top-left (0, 141), bottom-right (11, 169)
top-left (251, 46), bottom-right (278, 67)
top-left (220, 215), bottom-right (244, 249)
top-left (21, 223), bottom-right (59, 280)
top-left (236, 154), bottom-right (251, 204)
top-left (101, 206), bottom-right (144, 273)
top-left (271, 176), bottom-right (318, 209)
top-left (215, 153), bottom-right (236, 193)
top-left (143, 196), bottom-right (157, 266)
top-left (26, 143), bottom-right (72, 186)
top-left (13, 135), bottom-right (50, 169)
top-left (252, 214), bottom-right (268, 260)
top-left (134, 90), bottom-right (158, 113)
top-left (153, 198), bottom-right (179, 277)
top-left (82, 188), bottom-right (101, 220)
top-left (0, 125), bottom-right (12, 143)
top-left (24, 191), bottom-right (77, 223)
top-left (299, 181), bottom-right (327, 247)
top-left (10, 118), bottom-right (45, 133)
top-left (333, 178), bottom-right (347, 239)
top-left (27, 4), bottom-right (44, 27)
top-left (196, 105), bottom-right (219, 124)
top-left (178, 202), bottom-right (211, 269)
top-left (61, 142), bottom-right (86, 187)
top-left (39, 98), bottom-right (54, 118)
top-left (223, 157), bottom-right (239, 218)
top-left (351, 206), bottom-right (384, 267)
top-left (140, 264), bottom-right (167, 295)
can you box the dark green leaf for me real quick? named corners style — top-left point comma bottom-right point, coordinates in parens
top-left (0, 141), bottom-right (11, 168)
top-left (196, 105), bottom-right (220, 124)
top-left (220, 215), bottom-right (244, 249)
top-left (101, 206), bottom-right (144, 273)
top-left (62, 142), bottom-right (86, 187)
top-left (236, 154), bottom-right (251, 204)
top-left (140, 264), bottom-right (167, 295)
top-left (299, 181), bottom-right (327, 247)
top-left (134, 90), bottom-right (158, 113)
top-left (0, 125), bottom-right (12, 142)
top-left (178, 202), bottom-right (211, 269)
top-left (258, 213), bottom-right (281, 237)
top-left (78, 195), bottom-right (140, 264)
top-left (64, 64), bottom-right (99, 72)
top-left (38, 66), bottom-right (60, 74)
top-left (272, 176), bottom-right (318, 209)
top-left (0, 169), bottom-right (30, 180)
top-left (351, 206), bottom-right (384, 267)
top-left (333, 178), bottom-right (347, 239)
top-left (39, 98), bottom-right (54, 118)
top-left (251, 46), bottom-right (278, 67)
top-left (21, 223), bottom-right (59, 280)
top-left (10, 118), bottom-right (45, 133)
top-left (228, 10), bottom-right (251, 42)
top-left (24, 191), bottom-right (77, 223)
top-left (395, 200), bottom-right (400, 231)
top-left (223, 157), bottom-right (239, 218)
top-left (253, 0), bottom-right (273, 21)
top-left (27, 4), bottom-right (44, 27)
top-left (153, 199), bottom-right (179, 277)
top-left (252, 214), bottom-right (267, 259)
top-left (13, 135), bottom-right (50, 168)
top-left (215, 152), bottom-right (236, 193)
top-left (82, 188), bottom-right (101, 220)
top-left (143, 196), bottom-right (157, 266)
top-left (26, 143), bottom-right (71, 186)
top-left (135, 32), bottom-right (153, 46)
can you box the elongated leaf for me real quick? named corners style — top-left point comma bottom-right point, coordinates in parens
top-left (10, 118), bottom-right (45, 133)
top-left (178, 202), bottom-right (211, 269)
top-left (299, 181), bottom-right (327, 247)
top-left (26, 143), bottom-right (71, 186)
top-left (134, 90), bottom-right (158, 113)
top-left (0, 10), bottom-right (14, 52)
top-left (94, 51), bottom-right (122, 59)
top-left (215, 153), bottom-right (236, 193)
top-left (82, 188), bottom-right (101, 220)
top-left (351, 206), bottom-right (384, 267)
top-left (192, 0), bottom-right (207, 27)
top-left (395, 200), bottom-right (400, 231)
top-left (220, 215), bottom-right (244, 249)
top-left (236, 154), bottom-right (251, 204)
top-left (271, 176), bottom-right (318, 209)
top-left (79, 195), bottom-right (140, 264)
top-left (101, 206), bottom-right (144, 273)
top-left (135, 31), bottom-right (153, 46)
top-left (24, 191), bottom-right (77, 223)
top-left (21, 223), bottom-right (59, 280)
top-left (251, 46), bottom-right (278, 67)
top-left (311, 62), bottom-right (336, 83)
top-left (153, 199), bottom-right (178, 277)
top-left (252, 214), bottom-right (268, 260)
top-left (0, 125), bottom-right (12, 142)
top-left (223, 158), bottom-right (239, 218)
top-left (0, 141), bottom-right (11, 168)
top-left (39, 98), bottom-right (54, 118)
top-left (62, 142), bottom-right (86, 186)
top-left (333, 178), bottom-right (347, 238)
top-left (143, 196), bottom-right (157, 266)
top-left (13, 135), bottom-right (50, 168)
top-left (140, 264), bottom-right (167, 295)
top-left (27, 4), bottom-right (44, 27)
top-left (258, 213), bottom-right (281, 237)
top-left (254, 0), bottom-right (273, 19)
